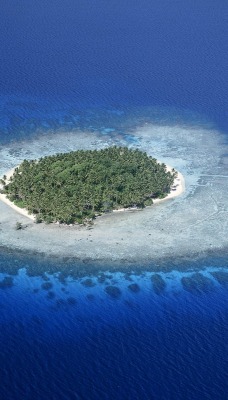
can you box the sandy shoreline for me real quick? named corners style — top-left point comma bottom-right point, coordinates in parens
top-left (0, 167), bottom-right (35, 221)
top-left (0, 163), bottom-right (184, 221)
top-left (152, 164), bottom-right (185, 204)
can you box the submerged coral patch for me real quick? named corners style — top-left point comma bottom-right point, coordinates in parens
top-left (0, 276), bottom-right (14, 289)
top-left (210, 271), bottom-right (228, 287)
top-left (181, 273), bottom-right (214, 293)
top-left (128, 283), bottom-right (140, 293)
top-left (81, 278), bottom-right (96, 287)
top-left (105, 285), bottom-right (121, 298)
top-left (151, 274), bottom-right (166, 295)
top-left (41, 281), bottom-right (53, 291)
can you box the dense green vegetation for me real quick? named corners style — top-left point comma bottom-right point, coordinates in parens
top-left (2, 147), bottom-right (177, 224)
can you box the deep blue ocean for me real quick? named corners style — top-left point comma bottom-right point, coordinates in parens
top-left (0, 1), bottom-right (228, 399)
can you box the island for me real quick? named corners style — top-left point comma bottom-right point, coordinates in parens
top-left (0, 146), bottom-right (177, 224)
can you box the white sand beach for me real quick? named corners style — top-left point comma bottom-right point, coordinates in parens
top-left (153, 165), bottom-right (185, 204)
top-left (0, 167), bottom-right (35, 221)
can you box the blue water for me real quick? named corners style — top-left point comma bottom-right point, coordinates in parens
top-left (0, 1), bottom-right (228, 399)
top-left (0, 0), bottom-right (228, 141)
top-left (0, 259), bottom-right (228, 400)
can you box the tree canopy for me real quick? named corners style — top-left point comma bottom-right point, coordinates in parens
top-left (3, 146), bottom-right (177, 224)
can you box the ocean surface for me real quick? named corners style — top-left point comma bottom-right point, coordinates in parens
top-left (0, 1), bottom-right (228, 399)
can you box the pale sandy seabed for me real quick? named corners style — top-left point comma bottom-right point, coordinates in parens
top-left (0, 123), bottom-right (228, 270)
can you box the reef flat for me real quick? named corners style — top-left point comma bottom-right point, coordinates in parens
top-left (0, 123), bottom-right (227, 269)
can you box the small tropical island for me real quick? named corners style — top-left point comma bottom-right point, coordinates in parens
top-left (1, 147), bottom-right (177, 224)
